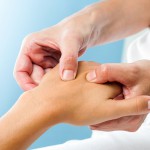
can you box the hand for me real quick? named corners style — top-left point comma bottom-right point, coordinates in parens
top-left (14, 0), bottom-right (150, 91)
top-left (86, 60), bottom-right (150, 131)
top-left (2, 61), bottom-right (149, 150)
top-left (31, 61), bottom-right (150, 126)
top-left (13, 6), bottom-right (104, 91)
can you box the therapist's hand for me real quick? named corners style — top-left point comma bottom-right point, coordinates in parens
top-left (87, 60), bottom-right (150, 131)
top-left (13, 7), bottom-right (102, 91)
top-left (14, 0), bottom-right (150, 91)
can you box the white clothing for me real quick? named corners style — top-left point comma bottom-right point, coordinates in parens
top-left (35, 29), bottom-right (150, 150)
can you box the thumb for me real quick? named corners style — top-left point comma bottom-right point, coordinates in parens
top-left (110, 96), bottom-right (150, 119)
top-left (86, 63), bottom-right (137, 85)
top-left (59, 40), bottom-right (81, 81)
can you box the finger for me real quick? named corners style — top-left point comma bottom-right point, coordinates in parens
top-left (90, 116), bottom-right (133, 131)
top-left (90, 114), bottom-right (147, 132)
top-left (90, 119), bottom-right (120, 131)
top-left (29, 45), bottom-right (59, 69)
top-left (30, 64), bottom-right (45, 85)
top-left (59, 39), bottom-right (81, 81)
top-left (31, 54), bottom-right (58, 69)
top-left (86, 63), bottom-right (138, 86)
top-left (45, 68), bottom-right (52, 73)
top-left (14, 54), bottom-right (36, 91)
top-left (109, 96), bottom-right (150, 119)
top-left (104, 82), bottom-right (122, 99)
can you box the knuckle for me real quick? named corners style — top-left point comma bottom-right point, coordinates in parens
top-left (136, 96), bottom-right (148, 114)
top-left (33, 55), bottom-right (44, 64)
top-left (128, 63), bottom-right (140, 81)
top-left (62, 55), bottom-right (77, 62)
top-left (96, 64), bottom-right (109, 81)
top-left (61, 52), bottom-right (78, 63)
top-left (101, 64), bottom-right (109, 78)
top-left (22, 33), bottom-right (38, 48)
top-left (23, 33), bottom-right (35, 43)
top-left (61, 30), bottom-right (82, 44)
top-left (61, 56), bottom-right (77, 70)
top-left (130, 63), bottom-right (139, 74)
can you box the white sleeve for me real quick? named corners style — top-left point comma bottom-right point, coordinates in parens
top-left (34, 125), bottom-right (150, 150)
top-left (125, 29), bottom-right (150, 63)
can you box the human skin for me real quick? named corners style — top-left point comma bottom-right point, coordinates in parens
top-left (87, 60), bottom-right (150, 131)
top-left (14, 0), bottom-right (150, 90)
top-left (1, 62), bottom-right (150, 150)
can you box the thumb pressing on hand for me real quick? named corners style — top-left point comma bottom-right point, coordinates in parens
top-left (59, 39), bottom-right (81, 81)
top-left (86, 63), bottom-right (137, 85)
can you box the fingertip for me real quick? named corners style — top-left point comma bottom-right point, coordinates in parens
top-left (62, 70), bottom-right (76, 81)
top-left (86, 64), bottom-right (108, 83)
top-left (86, 70), bottom-right (96, 82)
top-left (15, 72), bottom-right (37, 91)
top-left (134, 96), bottom-right (150, 114)
top-left (23, 83), bottom-right (37, 91)
top-left (60, 56), bottom-right (78, 81)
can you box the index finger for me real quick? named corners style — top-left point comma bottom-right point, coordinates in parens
top-left (14, 53), bottom-right (36, 91)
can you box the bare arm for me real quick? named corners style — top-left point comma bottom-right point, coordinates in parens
top-left (86, 0), bottom-right (150, 46)
top-left (0, 93), bottom-right (57, 150)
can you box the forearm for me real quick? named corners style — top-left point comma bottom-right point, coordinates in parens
top-left (86, 0), bottom-right (150, 46)
top-left (0, 91), bottom-right (57, 150)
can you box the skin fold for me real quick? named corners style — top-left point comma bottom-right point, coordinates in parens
top-left (1, 61), bottom-right (150, 150)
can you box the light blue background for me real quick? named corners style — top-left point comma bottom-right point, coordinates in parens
top-left (0, 0), bottom-right (123, 149)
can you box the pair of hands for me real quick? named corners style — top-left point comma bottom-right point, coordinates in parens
top-left (28, 61), bottom-right (150, 127)
top-left (13, 1), bottom-right (150, 131)
top-left (15, 59), bottom-right (150, 131)
top-left (2, 61), bottom-right (150, 150)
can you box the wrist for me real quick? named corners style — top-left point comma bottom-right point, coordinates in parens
top-left (28, 87), bottom-right (66, 125)
top-left (82, 1), bottom-right (114, 46)
top-left (0, 91), bottom-right (59, 150)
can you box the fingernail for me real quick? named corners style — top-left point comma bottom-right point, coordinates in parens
top-left (148, 101), bottom-right (150, 110)
top-left (86, 71), bottom-right (96, 81)
top-left (62, 70), bottom-right (74, 81)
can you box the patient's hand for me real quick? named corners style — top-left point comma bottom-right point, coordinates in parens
top-left (32, 61), bottom-right (150, 126)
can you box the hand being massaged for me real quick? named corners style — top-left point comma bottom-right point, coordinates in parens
top-left (32, 61), bottom-right (150, 126)
top-left (1, 61), bottom-right (150, 150)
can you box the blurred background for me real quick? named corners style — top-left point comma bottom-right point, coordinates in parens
top-left (0, 0), bottom-right (123, 149)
